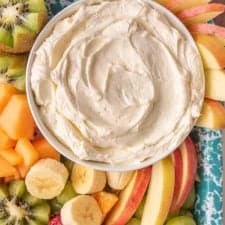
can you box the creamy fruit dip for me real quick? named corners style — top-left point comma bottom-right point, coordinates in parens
top-left (31, 0), bottom-right (204, 164)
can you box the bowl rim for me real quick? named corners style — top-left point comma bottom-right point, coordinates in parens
top-left (26, 0), bottom-right (205, 171)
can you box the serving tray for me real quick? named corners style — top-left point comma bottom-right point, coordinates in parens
top-left (44, 1), bottom-right (223, 224)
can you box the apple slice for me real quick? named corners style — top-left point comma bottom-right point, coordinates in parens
top-left (193, 33), bottom-right (225, 69)
top-left (205, 70), bottom-right (225, 101)
top-left (141, 157), bottom-right (175, 225)
top-left (196, 99), bottom-right (225, 129)
top-left (170, 149), bottom-right (183, 214)
top-left (188, 23), bottom-right (225, 40)
top-left (104, 167), bottom-right (151, 225)
top-left (177, 4), bottom-right (225, 25)
top-left (170, 137), bottom-right (197, 213)
top-left (166, 0), bottom-right (210, 13)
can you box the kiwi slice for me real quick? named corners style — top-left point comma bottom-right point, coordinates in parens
top-left (0, 54), bottom-right (27, 91)
top-left (56, 181), bottom-right (77, 205)
top-left (49, 181), bottom-right (77, 215)
top-left (0, 180), bottom-right (50, 225)
top-left (0, 0), bottom-right (48, 53)
top-left (61, 157), bottom-right (74, 174)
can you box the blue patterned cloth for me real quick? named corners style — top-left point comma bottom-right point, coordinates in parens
top-left (44, 1), bottom-right (223, 224)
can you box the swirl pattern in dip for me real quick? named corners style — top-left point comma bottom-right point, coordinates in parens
top-left (31, 0), bottom-right (204, 165)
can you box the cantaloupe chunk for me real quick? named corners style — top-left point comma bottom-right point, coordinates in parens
top-left (0, 95), bottom-right (36, 140)
top-left (33, 138), bottom-right (60, 161)
top-left (4, 169), bottom-right (21, 183)
top-left (15, 138), bottom-right (40, 167)
top-left (0, 83), bottom-right (18, 112)
top-left (17, 163), bottom-right (30, 179)
top-left (0, 156), bottom-right (17, 177)
top-left (93, 191), bottom-right (119, 217)
top-left (0, 128), bottom-right (16, 149)
top-left (0, 148), bottom-right (23, 166)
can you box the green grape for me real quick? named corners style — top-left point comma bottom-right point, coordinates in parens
top-left (179, 209), bottom-right (193, 217)
top-left (182, 187), bottom-right (196, 209)
top-left (126, 218), bottom-right (141, 225)
top-left (165, 216), bottom-right (196, 225)
top-left (134, 196), bottom-right (146, 219)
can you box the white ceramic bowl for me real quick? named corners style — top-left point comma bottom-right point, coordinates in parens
top-left (26, 0), bottom-right (204, 171)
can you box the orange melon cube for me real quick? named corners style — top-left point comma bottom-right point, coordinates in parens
top-left (93, 191), bottom-right (119, 217)
top-left (0, 156), bottom-right (17, 177)
top-left (0, 148), bottom-right (23, 166)
top-left (0, 95), bottom-right (36, 140)
top-left (0, 83), bottom-right (18, 112)
top-left (33, 138), bottom-right (60, 161)
top-left (15, 138), bottom-right (40, 167)
top-left (0, 128), bottom-right (16, 149)
top-left (17, 163), bottom-right (30, 179)
top-left (4, 169), bottom-right (21, 183)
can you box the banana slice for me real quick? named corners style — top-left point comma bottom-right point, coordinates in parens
top-left (61, 195), bottom-right (103, 225)
top-left (25, 158), bottom-right (69, 199)
top-left (106, 171), bottom-right (134, 190)
top-left (71, 164), bottom-right (106, 194)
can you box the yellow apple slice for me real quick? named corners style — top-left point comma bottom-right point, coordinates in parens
top-left (205, 70), bottom-right (225, 101)
top-left (193, 34), bottom-right (225, 69)
top-left (196, 99), bottom-right (225, 129)
top-left (166, 0), bottom-right (210, 13)
top-left (177, 3), bottom-right (225, 25)
top-left (141, 157), bottom-right (175, 225)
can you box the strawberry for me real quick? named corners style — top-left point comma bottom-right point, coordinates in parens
top-left (48, 214), bottom-right (62, 225)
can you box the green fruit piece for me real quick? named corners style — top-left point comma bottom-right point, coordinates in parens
top-left (23, 192), bottom-right (45, 207)
top-left (49, 198), bottom-right (62, 214)
top-left (179, 209), bottom-right (193, 218)
top-left (0, 0), bottom-right (8, 4)
top-left (56, 181), bottom-right (77, 205)
top-left (32, 202), bottom-right (50, 224)
top-left (8, 180), bottom-right (26, 198)
top-left (13, 24), bottom-right (32, 39)
top-left (134, 196), bottom-right (145, 219)
top-left (26, 218), bottom-right (44, 225)
top-left (0, 183), bottom-right (8, 200)
top-left (27, 0), bottom-right (47, 12)
top-left (23, 13), bottom-right (40, 33)
top-left (166, 211), bottom-right (180, 221)
top-left (0, 54), bottom-right (27, 91)
top-left (165, 216), bottom-right (196, 225)
top-left (0, 219), bottom-right (7, 225)
top-left (61, 157), bottom-right (74, 174)
top-left (182, 187), bottom-right (196, 210)
top-left (0, 28), bottom-right (13, 47)
top-left (126, 218), bottom-right (141, 225)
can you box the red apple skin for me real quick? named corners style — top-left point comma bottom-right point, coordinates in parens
top-left (188, 23), bottom-right (225, 39)
top-left (169, 137), bottom-right (197, 214)
top-left (177, 3), bottom-right (225, 20)
top-left (170, 149), bottom-right (183, 213)
top-left (104, 167), bottom-right (152, 225)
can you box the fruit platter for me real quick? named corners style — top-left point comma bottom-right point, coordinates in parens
top-left (0, 0), bottom-right (224, 225)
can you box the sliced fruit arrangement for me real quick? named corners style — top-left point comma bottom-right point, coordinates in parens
top-left (0, 83), bottom-right (61, 181)
top-left (0, 0), bottom-right (48, 54)
top-left (0, 135), bottom-right (198, 225)
top-left (0, 54), bottom-right (27, 92)
top-left (0, 180), bottom-right (50, 225)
